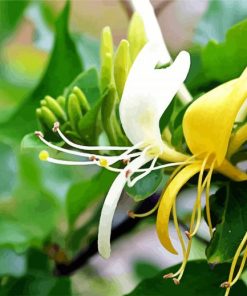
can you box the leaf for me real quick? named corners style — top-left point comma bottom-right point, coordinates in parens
top-left (66, 169), bottom-right (116, 226)
top-left (206, 182), bottom-right (247, 263)
top-left (126, 170), bottom-right (163, 202)
top-left (0, 142), bottom-right (17, 199)
top-left (0, 0), bottom-right (30, 45)
top-left (202, 19), bottom-right (247, 83)
top-left (0, 1), bottom-right (83, 143)
top-left (64, 67), bottom-right (101, 107)
top-left (73, 34), bottom-right (100, 70)
top-left (194, 0), bottom-right (247, 45)
top-left (0, 249), bottom-right (27, 277)
top-left (1, 249), bottom-right (72, 296)
top-left (0, 153), bottom-right (61, 252)
top-left (126, 260), bottom-right (247, 296)
top-left (21, 133), bottom-right (48, 152)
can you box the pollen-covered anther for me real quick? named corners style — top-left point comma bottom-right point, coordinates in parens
top-left (52, 122), bottom-right (60, 132)
top-left (163, 273), bottom-right (174, 279)
top-left (185, 231), bottom-right (191, 240)
top-left (122, 158), bottom-right (130, 165)
top-left (125, 169), bottom-right (132, 178)
top-left (39, 150), bottom-right (49, 161)
top-left (99, 158), bottom-right (108, 167)
top-left (173, 278), bottom-right (180, 285)
top-left (128, 211), bottom-right (136, 219)
top-left (220, 282), bottom-right (230, 288)
top-left (89, 155), bottom-right (97, 161)
top-left (34, 131), bottom-right (44, 138)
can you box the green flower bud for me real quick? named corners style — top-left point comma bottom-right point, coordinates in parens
top-left (67, 93), bottom-right (83, 133)
top-left (72, 86), bottom-right (90, 114)
top-left (40, 106), bottom-right (57, 129)
top-left (114, 39), bottom-right (131, 99)
top-left (57, 96), bottom-right (66, 109)
top-left (44, 95), bottom-right (66, 121)
top-left (100, 26), bottom-right (114, 92)
top-left (128, 13), bottom-right (147, 63)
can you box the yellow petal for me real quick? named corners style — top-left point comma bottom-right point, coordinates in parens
top-left (183, 66), bottom-right (247, 165)
top-left (156, 162), bottom-right (203, 254)
top-left (227, 123), bottom-right (247, 158)
top-left (217, 159), bottom-right (247, 181)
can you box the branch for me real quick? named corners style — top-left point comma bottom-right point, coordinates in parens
top-left (54, 195), bottom-right (159, 276)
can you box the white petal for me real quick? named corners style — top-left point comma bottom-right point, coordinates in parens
top-left (98, 153), bottom-right (152, 259)
top-left (130, 0), bottom-right (170, 64)
top-left (120, 43), bottom-right (190, 147)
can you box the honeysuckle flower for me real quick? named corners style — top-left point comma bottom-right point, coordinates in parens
top-left (156, 67), bottom-right (247, 285)
top-left (36, 41), bottom-right (191, 259)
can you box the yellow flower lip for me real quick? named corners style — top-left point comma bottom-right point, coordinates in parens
top-left (183, 66), bottom-right (247, 166)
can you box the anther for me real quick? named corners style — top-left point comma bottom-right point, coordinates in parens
top-left (99, 158), bottom-right (108, 167)
top-left (122, 159), bottom-right (130, 165)
top-left (125, 169), bottom-right (132, 178)
top-left (173, 278), bottom-right (180, 285)
top-left (52, 122), bottom-right (60, 132)
top-left (89, 156), bottom-right (97, 161)
top-left (35, 131), bottom-right (44, 138)
top-left (220, 282), bottom-right (230, 288)
top-left (39, 150), bottom-right (49, 161)
top-left (128, 211), bottom-right (136, 219)
top-left (163, 273), bottom-right (174, 279)
top-left (185, 231), bottom-right (191, 240)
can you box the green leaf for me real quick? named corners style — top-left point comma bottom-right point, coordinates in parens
top-left (73, 34), bottom-right (100, 70)
top-left (0, 142), bottom-right (17, 199)
top-left (194, 0), bottom-right (247, 45)
top-left (126, 170), bottom-right (163, 202)
top-left (66, 169), bottom-right (116, 226)
top-left (202, 19), bottom-right (247, 83)
top-left (0, 1), bottom-right (83, 143)
top-left (0, 0), bottom-right (30, 45)
top-left (133, 260), bottom-right (160, 281)
top-left (64, 67), bottom-right (101, 107)
top-left (21, 133), bottom-right (49, 152)
top-left (1, 249), bottom-right (72, 296)
top-left (0, 249), bottom-right (27, 277)
top-left (126, 260), bottom-right (247, 296)
top-left (206, 182), bottom-right (247, 263)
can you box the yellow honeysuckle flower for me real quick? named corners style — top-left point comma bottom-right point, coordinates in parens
top-left (156, 67), bottom-right (247, 285)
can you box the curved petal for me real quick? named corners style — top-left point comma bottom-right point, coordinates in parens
top-left (130, 0), bottom-right (170, 64)
top-left (156, 162), bottom-right (203, 254)
top-left (120, 42), bottom-right (190, 147)
top-left (217, 159), bottom-right (247, 181)
top-left (183, 67), bottom-right (247, 165)
top-left (98, 153), bottom-right (152, 259)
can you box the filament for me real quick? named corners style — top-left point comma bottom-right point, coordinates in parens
top-left (128, 200), bottom-right (160, 218)
top-left (54, 122), bottom-right (141, 151)
top-left (222, 232), bottom-right (247, 296)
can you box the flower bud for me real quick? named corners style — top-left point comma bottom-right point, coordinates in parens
top-left (114, 39), bottom-right (131, 99)
top-left (128, 13), bottom-right (147, 62)
top-left (67, 93), bottom-right (83, 133)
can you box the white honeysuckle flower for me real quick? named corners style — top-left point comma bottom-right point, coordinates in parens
top-left (36, 42), bottom-right (191, 259)
top-left (130, 0), bottom-right (193, 103)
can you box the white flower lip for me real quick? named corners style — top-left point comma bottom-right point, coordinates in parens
top-left (119, 42), bottom-right (190, 148)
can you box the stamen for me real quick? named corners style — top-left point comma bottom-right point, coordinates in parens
top-left (35, 130), bottom-right (142, 164)
top-left (128, 199), bottom-right (160, 218)
top-left (54, 122), bottom-right (141, 151)
top-left (205, 159), bottom-right (216, 237)
top-left (221, 232), bottom-right (247, 296)
top-left (46, 157), bottom-right (96, 166)
top-left (163, 273), bottom-right (174, 279)
top-left (127, 156), bottom-right (158, 187)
